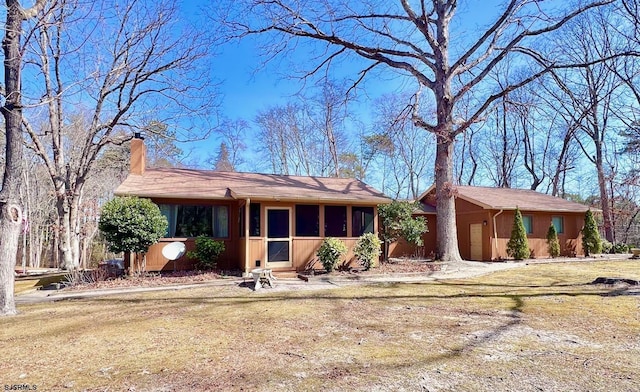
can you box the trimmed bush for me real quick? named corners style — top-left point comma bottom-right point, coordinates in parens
top-left (187, 235), bottom-right (225, 270)
top-left (317, 237), bottom-right (348, 272)
top-left (611, 243), bottom-right (629, 254)
top-left (99, 196), bottom-right (168, 274)
top-left (354, 233), bottom-right (382, 270)
top-left (506, 208), bottom-right (530, 260)
top-left (582, 210), bottom-right (602, 256)
top-left (546, 223), bottom-right (560, 258)
top-left (99, 196), bottom-right (167, 255)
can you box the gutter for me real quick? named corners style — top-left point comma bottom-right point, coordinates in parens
top-left (244, 198), bottom-right (251, 277)
top-left (492, 209), bottom-right (504, 260)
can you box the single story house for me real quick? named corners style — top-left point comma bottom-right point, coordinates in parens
top-left (114, 136), bottom-right (391, 275)
top-left (390, 185), bottom-right (593, 260)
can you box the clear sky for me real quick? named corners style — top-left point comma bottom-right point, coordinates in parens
top-left (170, 1), bottom-right (605, 198)
top-left (179, 0), bottom-right (508, 165)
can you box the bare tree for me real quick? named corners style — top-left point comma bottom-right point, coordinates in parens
top-left (143, 121), bottom-right (185, 169)
top-left (220, 0), bottom-right (617, 260)
top-left (213, 118), bottom-right (249, 170)
top-left (1, 0), bottom-right (48, 315)
top-left (369, 93), bottom-right (434, 199)
top-left (309, 80), bottom-right (350, 177)
top-left (20, 152), bottom-right (56, 269)
top-left (20, 0), bottom-right (215, 269)
top-left (544, 7), bottom-right (633, 242)
top-left (254, 84), bottom-right (355, 177)
top-left (255, 103), bottom-right (315, 175)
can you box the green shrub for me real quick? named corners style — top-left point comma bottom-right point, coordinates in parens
top-left (187, 235), bottom-right (226, 270)
top-left (354, 233), bottom-right (382, 270)
top-left (601, 239), bottom-right (613, 254)
top-left (546, 223), bottom-right (560, 258)
top-left (317, 237), bottom-right (348, 272)
top-left (582, 210), bottom-right (602, 256)
top-left (506, 208), bottom-right (530, 260)
top-left (99, 196), bottom-right (168, 255)
top-left (378, 201), bottom-right (428, 260)
top-left (611, 243), bottom-right (629, 254)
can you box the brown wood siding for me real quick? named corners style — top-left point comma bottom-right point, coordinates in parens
top-left (455, 197), bottom-right (485, 212)
top-left (248, 238), bottom-right (264, 269)
top-left (388, 214), bottom-right (437, 259)
top-left (248, 237), bottom-right (361, 272)
top-left (491, 210), bottom-right (585, 259)
top-left (138, 198), bottom-right (244, 272)
top-left (143, 237), bottom-right (241, 272)
top-left (455, 213), bottom-right (492, 261)
top-left (137, 199), bottom-right (383, 273)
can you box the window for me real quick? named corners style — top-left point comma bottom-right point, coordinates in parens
top-left (325, 205), bottom-right (347, 237)
top-left (239, 203), bottom-right (261, 237)
top-left (552, 216), bottom-right (564, 234)
top-left (352, 206), bottom-right (374, 237)
top-left (212, 206), bottom-right (229, 238)
top-left (159, 204), bottom-right (229, 238)
top-left (250, 203), bottom-right (260, 236)
top-left (522, 215), bottom-right (533, 235)
top-left (296, 205), bottom-right (319, 236)
top-left (159, 204), bottom-right (177, 237)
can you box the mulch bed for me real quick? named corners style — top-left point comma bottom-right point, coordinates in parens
top-left (61, 259), bottom-right (440, 291)
top-left (304, 258), bottom-right (443, 276)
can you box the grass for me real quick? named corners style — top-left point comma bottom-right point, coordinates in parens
top-left (2, 260), bottom-right (639, 391)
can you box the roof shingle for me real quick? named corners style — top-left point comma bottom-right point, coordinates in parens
top-left (115, 168), bottom-right (390, 204)
top-left (420, 185), bottom-right (592, 213)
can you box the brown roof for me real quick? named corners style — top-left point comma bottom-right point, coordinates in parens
top-left (419, 185), bottom-right (592, 213)
top-left (115, 168), bottom-right (390, 204)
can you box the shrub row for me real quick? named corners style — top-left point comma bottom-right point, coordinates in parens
top-left (317, 233), bottom-right (382, 272)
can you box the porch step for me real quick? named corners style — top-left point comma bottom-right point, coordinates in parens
top-left (271, 271), bottom-right (299, 279)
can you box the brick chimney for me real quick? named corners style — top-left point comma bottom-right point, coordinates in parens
top-left (130, 133), bottom-right (146, 175)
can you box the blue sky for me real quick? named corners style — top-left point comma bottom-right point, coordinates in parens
top-left (168, 1), bottom-right (605, 199)
top-left (179, 1), bottom-right (506, 161)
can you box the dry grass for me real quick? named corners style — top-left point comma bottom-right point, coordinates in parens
top-left (2, 260), bottom-right (639, 391)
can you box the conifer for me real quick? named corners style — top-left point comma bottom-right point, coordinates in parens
top-left (582, 210), bottom-right (602, 256)
top-left (546, 223), bottom-right (560, 258)
top-left (506, 208), bottom-right (530, 260)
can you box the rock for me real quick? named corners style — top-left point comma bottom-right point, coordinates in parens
top-left (591, 277), bottom-right (639, 285)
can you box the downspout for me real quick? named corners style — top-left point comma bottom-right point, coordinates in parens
top-left (492, 209), bottom-right (504, 260)
top-left (244, 198), bottom-right (251, 276)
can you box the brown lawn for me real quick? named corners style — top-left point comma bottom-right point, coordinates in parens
top-left (2, 260), bottom-right (639, 391)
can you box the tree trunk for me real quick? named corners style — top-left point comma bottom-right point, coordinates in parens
top-left (596, 151), bottom-right (614, 242)
top-left (434, 134), bottom-right (463, 261)
top-left (57, 195), bottom-right (77, 269)
top-left (0, 204), bottom-right (22, 315)
top-left (0, 0), bottom-right (27, 316)
top-left (70, 194), bottom-right (81, 268)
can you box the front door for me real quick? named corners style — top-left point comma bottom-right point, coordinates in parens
top-left (266, 207), bottom-right (292, 268)
top-left (469, 223), bottom-right (483, 261)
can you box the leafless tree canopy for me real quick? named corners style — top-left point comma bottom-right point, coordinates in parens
top-left (17, 0), bottom-right (219, 269)
top-left (218, 0), bottom-right (621, 261)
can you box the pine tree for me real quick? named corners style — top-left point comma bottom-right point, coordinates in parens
top-left (506, 208), bottom-right (530, 260)
top-left (582, 210), bottom-right (602, 256)
top-left (546, 223), bottom-right (560, 258)
top-left (213, 143), bottom-right (235, 172)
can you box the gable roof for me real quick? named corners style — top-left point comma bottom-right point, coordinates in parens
top-left (115, 168), bottom-right (391, 204)
top-left (419, 185), bottom-right (592, 213)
